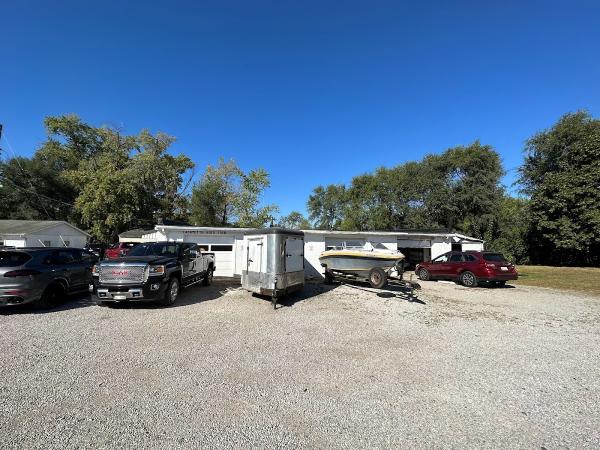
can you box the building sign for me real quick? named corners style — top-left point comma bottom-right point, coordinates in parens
top-left (183, 230), bottom-right (229, 236)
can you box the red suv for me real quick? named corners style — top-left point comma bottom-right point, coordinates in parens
top-left (415, 251), bottom-right (518, 287)
top-left (104, 242), bottom-right (138, 260)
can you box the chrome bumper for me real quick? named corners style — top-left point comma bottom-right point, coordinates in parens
top-left (96, 288), bottom-right (143, 300)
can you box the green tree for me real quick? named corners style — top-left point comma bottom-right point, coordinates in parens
top-left (190, 159), bottom-right (278, 228)
top-left (1, 114), bottom-right (194, 242)
top-left (306, 141), bottom-right (504, 238)
top-left (307, 184), bottom-right (347, 230)
top-left (0, 115), bottom-right (95, 221)
top-left (486, 196), bottom-right (530, 263)
top-left (519, 111), bottom-right (600, 265)
top-left (65, 127), bottom-right (193, 241)
top-left (279, 211), bottom-right (311, 229)
top-left (422, 141), bottom-right (505, 241)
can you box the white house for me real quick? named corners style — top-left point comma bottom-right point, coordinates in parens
top-left (0, 220), bottom-right (91, 248)
top-left (141, 224), bottom-right (484, 278)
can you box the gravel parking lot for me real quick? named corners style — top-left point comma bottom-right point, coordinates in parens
top-left (1, 277), bottom-right (599, 449)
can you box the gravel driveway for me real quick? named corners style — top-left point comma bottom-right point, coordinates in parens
top-left (1, 277), bottom-right (599, 449)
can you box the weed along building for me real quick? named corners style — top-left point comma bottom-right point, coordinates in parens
top-left (0, 220), bottom-right (90, 248)
top-left (143, 224), bottom-right (484, 278)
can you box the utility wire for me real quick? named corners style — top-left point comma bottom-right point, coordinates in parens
top-left (1, 132), bottom-right (55, 218)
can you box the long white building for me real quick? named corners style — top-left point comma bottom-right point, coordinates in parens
top-left (124, 225), bottom-right (484, 278)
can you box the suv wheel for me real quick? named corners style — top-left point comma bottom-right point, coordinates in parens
top-left (460, 271), bottom-right (478, 287)
top-left (38, 283), bottom-right (65, 309)
top-left (161, 277), bottom-right (179, 306)
top-left (417, 268), bottom-right (431, 281)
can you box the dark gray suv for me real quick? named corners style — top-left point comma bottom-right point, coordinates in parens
top-left (0, 248), bottom-right (97, 307)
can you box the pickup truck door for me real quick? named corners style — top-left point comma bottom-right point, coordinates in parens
top-left (190, 244), bottom-right (205, 274)
top-left (180, 244), bottom-right (198, 280)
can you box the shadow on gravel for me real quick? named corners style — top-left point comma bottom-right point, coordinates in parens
top-left (101, 278), bottom-right (238, 310)
top-left (0, 279), bottom-right (242, 315)
top-left (0, 292), bottom-right (96, 315)
top-left (271, 282), bottom-right (340, 309)
top-left (343, 281), bottom-right (426, 304)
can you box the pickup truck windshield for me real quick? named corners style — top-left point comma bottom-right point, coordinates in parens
top-left (127, 243), bottom-right (180, 257)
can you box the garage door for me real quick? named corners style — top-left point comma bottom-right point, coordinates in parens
top-left (192, 237), bottom-right (236, 277)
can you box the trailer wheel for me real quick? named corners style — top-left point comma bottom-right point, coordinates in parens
top-left (324, 270), bottom-right (335, 284)
top-left (368, 267), bottom-right (388, 289)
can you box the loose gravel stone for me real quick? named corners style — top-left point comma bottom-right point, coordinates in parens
top-left (1, 277), bottom-right (599, 449)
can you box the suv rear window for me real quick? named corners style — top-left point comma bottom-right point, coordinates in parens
top-left (483, 253), bottom-right (507, 262)
top-left (0, 252), bottom-right (32, 267)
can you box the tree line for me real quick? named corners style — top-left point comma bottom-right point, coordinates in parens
top-left (1, 112), bottom-right (599, 266)
top-left (306, 111), bottom-right (600, 266)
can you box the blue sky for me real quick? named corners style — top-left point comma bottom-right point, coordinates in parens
top-left (1, 1), bottom-right (599, 217)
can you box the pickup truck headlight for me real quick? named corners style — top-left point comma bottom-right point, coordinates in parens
top-left (92, 265), bottom-right (99, 276)
top-left (149, 265), bottom-right (165, 275)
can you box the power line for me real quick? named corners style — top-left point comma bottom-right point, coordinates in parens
top-left (1, 131), bottom-right (55, 218)
top-left (0, 175), bottom-right (75, 207)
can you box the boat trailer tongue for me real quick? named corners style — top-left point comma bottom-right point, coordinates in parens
top-left (387, 263), bottom-right (422, 291)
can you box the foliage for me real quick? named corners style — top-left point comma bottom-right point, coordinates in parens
top-left (190, 159), bottom-right (278, 228)
top-left (65, 127), bottom-right (193, 241)
top-left (1, 115), bottom-right (194, 242)
top-left (485, 196), bottom-right (530, 263)
top-left (306, 141), bottom-right (504, 241)
top-left (519, 111), bottom-right (600, 265)
top-left (278, 211), bottom-right (311, 229)
top-left (307, 184), bottom-right (347, 230)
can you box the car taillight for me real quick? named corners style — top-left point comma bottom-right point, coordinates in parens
top-left (4, 269), bottom-right (41, 277)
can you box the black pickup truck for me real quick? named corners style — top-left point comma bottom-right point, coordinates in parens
top-left (90, 242), bottom-right (215, 306)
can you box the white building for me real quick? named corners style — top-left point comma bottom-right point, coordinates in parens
top-left (141, 224), bottom-right (483, 278)
top-left (0, 220), bottom-right (90, 248)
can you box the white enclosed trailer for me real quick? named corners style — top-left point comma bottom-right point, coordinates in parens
top-left (241, 228), bottom-right (305, 307)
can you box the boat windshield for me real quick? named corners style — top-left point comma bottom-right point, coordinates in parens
top-left (327, 241), bottom-right (390, 251)
top-left (369, 242), bottom-right (389, 250)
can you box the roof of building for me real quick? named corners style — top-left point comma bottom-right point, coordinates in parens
top-left (0, 220), bottom-right (91, 237)
top-left (153, 224), bottom-right (483, 242)
top-left (118, 228), bottom-right (155, 239)
top-left (301, 229), bottom-right (483, 242)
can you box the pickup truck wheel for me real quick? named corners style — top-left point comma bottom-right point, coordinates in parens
top-left (202, 268), bottom-right (214, 286)
top-left (161, 278), bottom-right (179, 306)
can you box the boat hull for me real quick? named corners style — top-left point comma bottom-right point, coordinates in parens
top-left (319, 251), bottom-right (403, 276)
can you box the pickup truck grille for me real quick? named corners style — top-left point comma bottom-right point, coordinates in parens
top-left (99, 265), bottom-right (147, 284)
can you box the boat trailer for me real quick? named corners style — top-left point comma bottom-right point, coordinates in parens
top-left (324, 265), bottom-right (421, 294)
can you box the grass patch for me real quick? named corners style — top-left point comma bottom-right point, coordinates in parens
top-left (513, 265), bottom-right (600, 296)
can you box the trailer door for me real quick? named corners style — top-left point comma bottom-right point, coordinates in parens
top-left (284, 237), bottom-right (304, 273)
top-left (247, 237), bottom-right (264, 273)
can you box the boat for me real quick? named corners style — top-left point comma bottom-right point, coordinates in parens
top-left (319, 241), bottom-right (405, 288)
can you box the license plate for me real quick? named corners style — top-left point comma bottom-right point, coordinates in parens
top-left (500, 266), bottom-right (508, 271)
top-left (113, 294), bottom-right (127, 300)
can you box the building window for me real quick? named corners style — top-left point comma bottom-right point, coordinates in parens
top-left (43, 241), bottom-right (52, 247)
top-left (211, 245), bottom-right (233, 252)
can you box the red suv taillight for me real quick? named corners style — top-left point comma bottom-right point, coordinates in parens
top-left (4, 269), bottom-right (41, 277)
